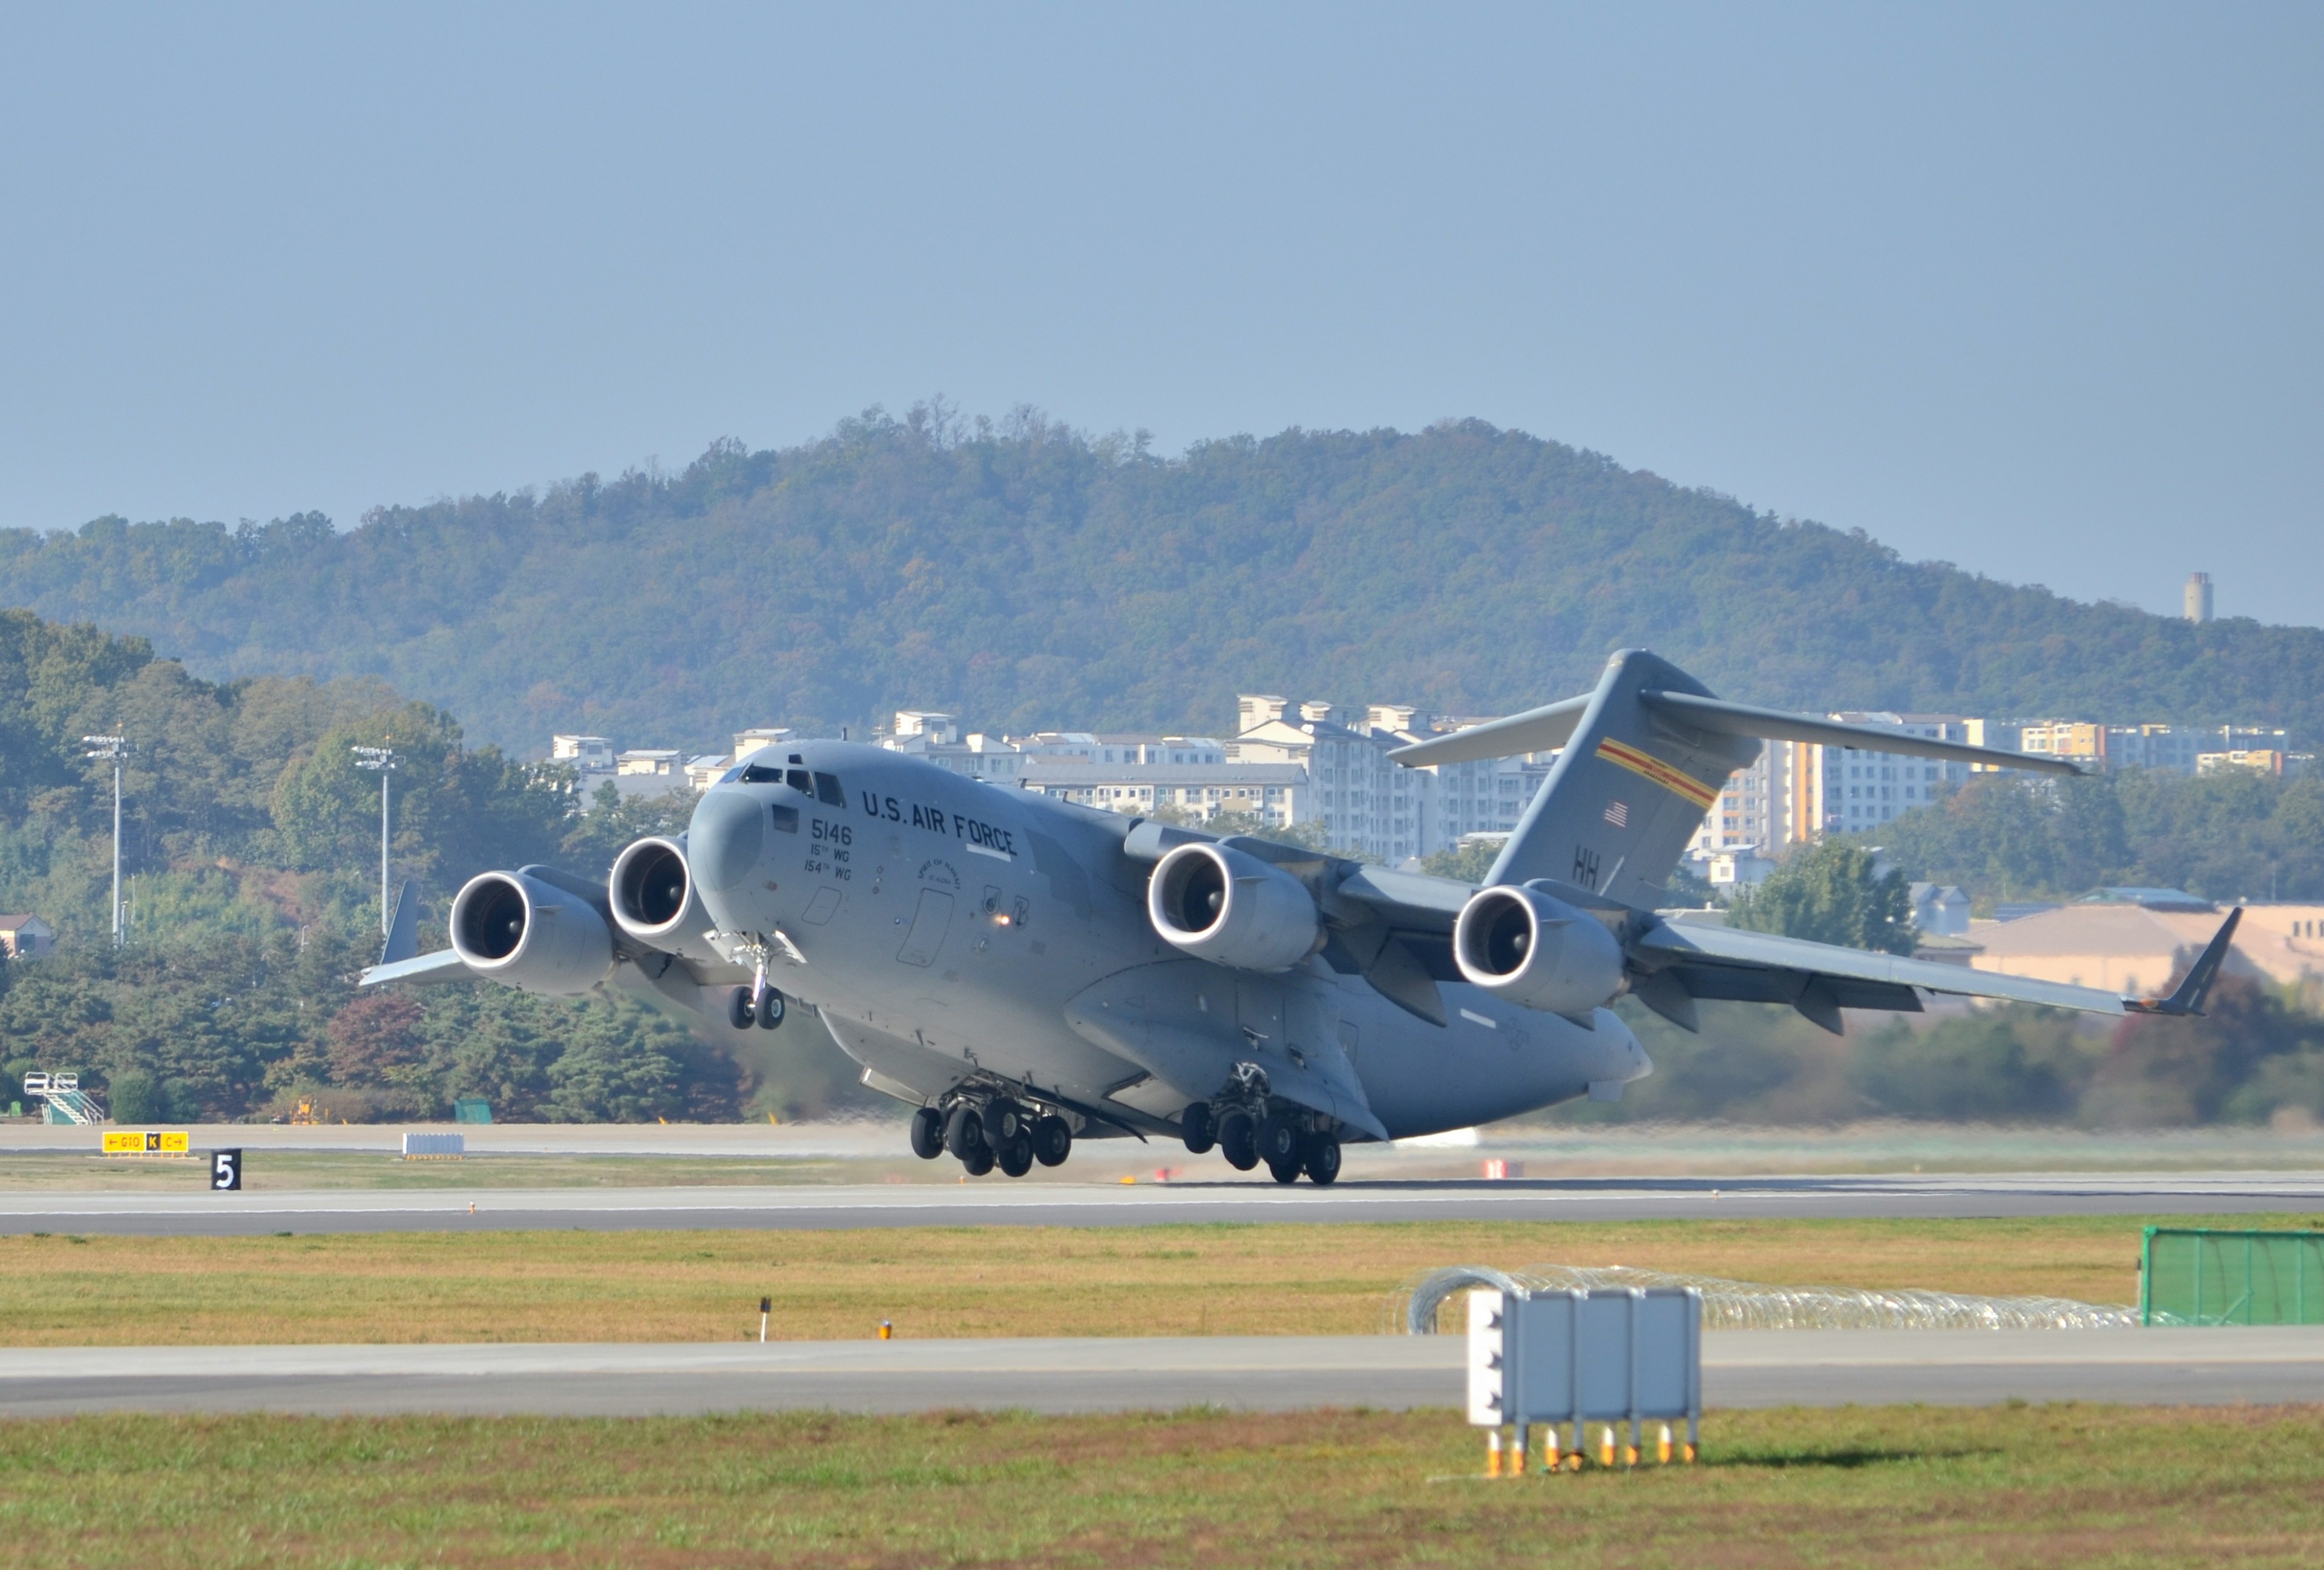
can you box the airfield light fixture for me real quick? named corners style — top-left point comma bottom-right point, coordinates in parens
top-left (352, 744), bottom-right (400, 938)
top-left (81, 735), bottom-right (130, 947)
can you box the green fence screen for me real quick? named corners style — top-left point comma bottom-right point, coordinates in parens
top-left (2141, 1227), bottom-right (2324, 1325)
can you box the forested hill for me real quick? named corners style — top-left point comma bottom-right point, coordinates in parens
top-left (4, 410), bottom-right (2317, 750)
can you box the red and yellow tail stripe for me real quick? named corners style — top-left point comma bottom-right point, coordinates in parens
top-left (1595, 737), bottom-right (1721, 810)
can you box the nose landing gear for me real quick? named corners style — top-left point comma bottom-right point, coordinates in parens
top-left (727, 982), bottom-right (786, 1030)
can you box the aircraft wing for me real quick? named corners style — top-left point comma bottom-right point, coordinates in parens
top-left (1626, 920), bottom-right (2124, 1032)
top-left (360, 948), bottom-right (474, 987)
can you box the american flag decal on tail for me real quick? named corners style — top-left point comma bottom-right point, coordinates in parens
top-left (1604, 800), bottom-right (1629, 828)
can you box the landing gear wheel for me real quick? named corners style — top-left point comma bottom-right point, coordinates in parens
top-left (908, 1106), bottom-right (945, 1160)
top-left (1301, 1132), bottom-right (1341, 1186)
top-left (1180, 1102), bottom-right (1216, 1155)
top-left (1255, 1112), bottom-right (1301, 1171)
top-left (980, 1100), bottom-right (1026, 1149)
top-left (727, 987), bottom-right (754, 1030)
top-left (997, 1134), bottom-right (1034, 1177)
top-left (1218, 1111), bottom-right (1258, 1171)
top-left (754, 987), bottom-right (786, 1030)
top-left (1266, 1155), bottom-right (1302, 1184)
top-left (1031, 1114), bottom-right (1072, 1168)
top-left (960, 1143), bottom-right (995, 1177)
top-left (943, 1103), bottom-right (982, 1161)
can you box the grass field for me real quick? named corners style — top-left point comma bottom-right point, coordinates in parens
top-left (1, 1404), bottom-right (2319, 1568)
top-left (6, 1214), bottom-right (2314, 1345)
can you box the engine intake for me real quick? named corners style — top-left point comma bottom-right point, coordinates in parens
top-left (608, 836), bottom-right (722, 965)
top-left (1146, 842), bottom-right (1321, 972)
top-left (450, 870), bottom-right (614, 996)
top-left (1452, 884), bottom-right (1624, 1017)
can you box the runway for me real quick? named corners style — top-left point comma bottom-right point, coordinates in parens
top-left (3, 1329), bottom-right (2319, 1417)
top-left (5, 1169), bottom-right (2323, 1236)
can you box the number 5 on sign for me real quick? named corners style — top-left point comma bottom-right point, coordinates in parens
top-left (211, 1149), bottom-right (241, 1191)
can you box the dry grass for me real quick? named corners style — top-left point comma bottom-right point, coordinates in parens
top-left (1, 1213), bottom-right (2301, 1345)
top-left (1, 1403), bottom-right (2320, 1567)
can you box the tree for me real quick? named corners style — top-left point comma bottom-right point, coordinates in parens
top-left (1727, 841), bottom-right (1914, 954)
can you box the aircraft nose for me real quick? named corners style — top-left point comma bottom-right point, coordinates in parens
top-left (688, 788), bottom-right (767, 920)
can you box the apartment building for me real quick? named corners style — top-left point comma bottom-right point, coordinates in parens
top-left (1786, 713), bottom-right (1981, 839)
top-left (1688, 743), bottom-right (1793, 858)
top-left (1017, 760), bottom-right (1309, 827)
top-left (1229, 697), bottom-right (1440, 862)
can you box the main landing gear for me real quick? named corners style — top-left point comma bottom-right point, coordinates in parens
top-left (1187, 1098), bottom-right (1340, 1185)
top-left (911, 1093), bottom-right (1074, 1178)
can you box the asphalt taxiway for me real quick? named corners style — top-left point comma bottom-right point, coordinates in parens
top-left (4, 1169), bottom-right (2322, 1237)
top-left (3, 1329), bottom-right (2318, 1417)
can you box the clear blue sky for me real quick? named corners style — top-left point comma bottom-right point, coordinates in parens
top-left (4, 3), bottom-right (2318, 625)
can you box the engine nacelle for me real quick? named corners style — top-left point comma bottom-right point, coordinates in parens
top-left (1146, 841), bottom-right (1321, 972)
top-left (1452, 884), bottom-right (1624, 1016)
top-left (607, 836), bottom-right (724, 967)
top-left (450, 870), bottom-right (614, 996)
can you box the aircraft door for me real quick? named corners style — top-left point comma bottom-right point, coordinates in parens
top-left (1235, 978), bottom-right (1284, 1048)
top-left (896, 889), bottom-right (954, 968)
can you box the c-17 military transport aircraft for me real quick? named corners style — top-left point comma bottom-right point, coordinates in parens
top-left (367, 649), bottom-right (2239, 1184)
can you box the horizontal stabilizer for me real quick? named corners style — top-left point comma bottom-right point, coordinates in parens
top-left (1385, 695), bottom-right (1590, 767)
top-left (1390, 687), bottom-right (2078, 777)
top-left (1637, 691), bottom-right (2083, 777)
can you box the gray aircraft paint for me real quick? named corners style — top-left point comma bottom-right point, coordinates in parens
top-left (682, 742), bottom-right (1644, 1141)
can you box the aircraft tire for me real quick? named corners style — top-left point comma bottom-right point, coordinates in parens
top-left (1180, 1102), bottom-right (1216, 1155)
top-left (1255, 1112), bottom-right (1301, 1171)
top-left (726, 987), bottom-right (754, 1030)
top-left (1031, 1114), bottom-right (1072, 1167)
top-left (980, 1100), bottom-right (1025, 1149)
top-left (754, 987), bottom-right (786, 1030)
top-left (960, 1143), bottom-right (995, 1177)
top-left (943, 1103), bottom-right (982, 1160)
top-left (1218, 1111), bottom-right (1258, 1171)
top-left (1302, 1133), bottom-right (1342, 1186)
top-left (908, 1106), bottom-right (945, 1160)
top-left (1265, 1155), bottom-right (1302, 1185)
top-left (997, 1135), bottom-right (1035, 1177)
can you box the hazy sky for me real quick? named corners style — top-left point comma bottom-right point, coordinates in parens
top-left (4, 3), bottom-right (2319, 626)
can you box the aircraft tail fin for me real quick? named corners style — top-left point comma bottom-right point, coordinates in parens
top-left (1457, 650), bottom-right (1751, 905)
top-left (1387, 648), bottom-right (2076, 909)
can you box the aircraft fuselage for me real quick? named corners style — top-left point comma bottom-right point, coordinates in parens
top-left (685, 741), bottom-right (1650, 1141)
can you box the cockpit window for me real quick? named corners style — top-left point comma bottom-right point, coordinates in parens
top-left (786, 769), bottom-right (813, 793)
top-left (812, 772), bottom-right (846, 807)
top-left (769, 803), bottom-right (799, 833)
top-left (737, 763), bottom-right (783, 784)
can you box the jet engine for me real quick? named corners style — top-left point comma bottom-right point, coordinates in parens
top-left (1146, 842), bottom-right (1321, 971)
top-left (1452, 884), bottom-right (1624, 1016)
top-left (449, 870), bottom-right (614, 996)
top-left (608, 836), bottom-right (724, 967)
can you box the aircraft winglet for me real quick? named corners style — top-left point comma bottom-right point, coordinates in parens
top-left (2123, 907), bottom-right (2243, 1017)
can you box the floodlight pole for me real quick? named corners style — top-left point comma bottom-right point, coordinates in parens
top-left (352, 744), bottom-right (399, 938)
top-left (81, 736), bottom-right (129, 947)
